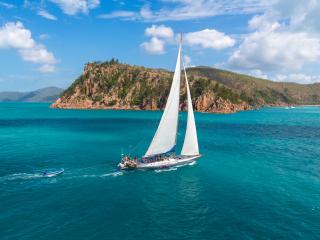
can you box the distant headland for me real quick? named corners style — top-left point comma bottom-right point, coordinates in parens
top-left (0, 87), bottom-right (63, 103)
top-left (51, 59), bottom-right (320, 113)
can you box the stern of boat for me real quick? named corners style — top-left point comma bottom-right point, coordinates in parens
top-left (118, 155), bottom-right (138, 170)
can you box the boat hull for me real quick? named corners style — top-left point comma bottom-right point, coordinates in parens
top-left (118, 155), bottom-right (201, 170)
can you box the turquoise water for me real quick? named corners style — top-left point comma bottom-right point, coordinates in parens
top-left (1, 103), bottom-right (320, 240)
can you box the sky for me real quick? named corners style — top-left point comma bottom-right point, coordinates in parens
top-left (0, 0), bottom-right (320, 91)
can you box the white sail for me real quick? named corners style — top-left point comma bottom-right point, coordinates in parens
top-left (144, 43), bottom-right (181, 157)
top-left (181, 62), bottom-right (199, 156)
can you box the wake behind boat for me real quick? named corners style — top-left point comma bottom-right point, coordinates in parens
top-left (43, 168), bottom-right (64, 177)
top-left (118, 34), bottom-right (201, 170)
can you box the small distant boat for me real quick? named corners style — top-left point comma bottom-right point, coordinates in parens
top-left (43, 168), bottom-right (64, 177)
top-left (285, 105), bottom-right (296, 109)
top-left (118, 34), bottom-right (201, 170)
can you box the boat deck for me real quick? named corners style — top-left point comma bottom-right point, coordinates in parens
top-left (119, 155), bottom-right (201, 170)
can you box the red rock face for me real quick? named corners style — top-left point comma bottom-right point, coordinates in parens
top-left (194, 93), bottom-right (250, 113)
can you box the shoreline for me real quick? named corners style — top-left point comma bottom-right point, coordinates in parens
top-left (49, 104), bottom-right (244, 114)
top-left (49, 103), bottom-right (320, 114)
top-left (293, 104), bottom-right (320, 107)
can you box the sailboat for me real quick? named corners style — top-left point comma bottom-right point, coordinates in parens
top-left (118, 35), bottom-right (201, 170)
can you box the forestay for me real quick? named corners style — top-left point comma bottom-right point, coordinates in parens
top-left (181, 62), bottom-right (199, 156)
top-left (144, 44), bottom-right (182, 157)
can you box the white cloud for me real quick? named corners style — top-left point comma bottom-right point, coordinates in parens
top-left (19, 46), bottom-right (56, 64)
top-left (183, 55), bottom-right (191, 66)
top-left (248, 14), bottom-right (279, 31)
top-left (49, 0), bottom-right (100, 15)
top-left (229, 13), bottom-right (320, 72)
top-left (226, 1), bottom-right (320, 84)
top-left (0, 22), bottom-right (35, 49)
top-left (38, 9), bottom-right (57, 21)
top-left (141, 37), bottom-right (165, 55)
top-left (38, 64), bottom-right (56, 73)
top-left (184, 29), bottom-right (235, 50)
top-left (275, 73), bottom-right (320, 84)
top-left (249, 69), bottom-right (268, 79)
top-left (99, 11), bottom-right (136, 20)
top-left (139, 5), bottom-right (153, 20)
top-left (141, 25), bottom-right (235, 55)
top-left (0, 1), bottom-right (15, 9)
top-left (0, 22), bottom-right (57, 72)
top-left (145, 25), bottom-right (174, 39)
top-left (39, 34), bottom-right (50, 40)
top-left (272, 0), bottom-right (320, 32)
top-left (141, 25), bottom-right (174, 54)
top-left (104, 0), bottom-right (271, 22)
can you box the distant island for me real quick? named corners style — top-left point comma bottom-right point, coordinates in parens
top-left (0, 87), bottom-right (63, 103)
top-left (52, 59), bottom-right (320, 113)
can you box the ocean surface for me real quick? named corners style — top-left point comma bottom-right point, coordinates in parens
top-left (1, 103), bottom-right (320, 240)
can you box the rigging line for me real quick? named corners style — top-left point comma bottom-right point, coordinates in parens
top-left (127, 107), bottom-right (165, 155)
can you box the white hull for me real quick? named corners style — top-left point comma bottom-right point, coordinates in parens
top-left (118, 155), bottom-right (201, 170)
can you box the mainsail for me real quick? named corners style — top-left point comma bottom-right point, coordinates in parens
top-left (181, 62), bottom-right (199, 156)
top-left (144, 43), bottom-right (181, 157)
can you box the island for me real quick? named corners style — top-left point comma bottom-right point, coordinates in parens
top-left (52, 59), bottom-right (320, 113)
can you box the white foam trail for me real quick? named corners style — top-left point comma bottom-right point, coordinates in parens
top-left (101, 171), bottom-right (123, 177)
top-left (80, 174), bottom-right (98, 178)
top-left (188, 161), bottom-right (196, 166)
top-left (69, 171), bottom-right (123, 179)
top-left (0, 173), bottom-right (43, 182)
top-left (1, 169), bottom-right (125, 184)
top-left (155, 167), bottom-right (177, 173)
